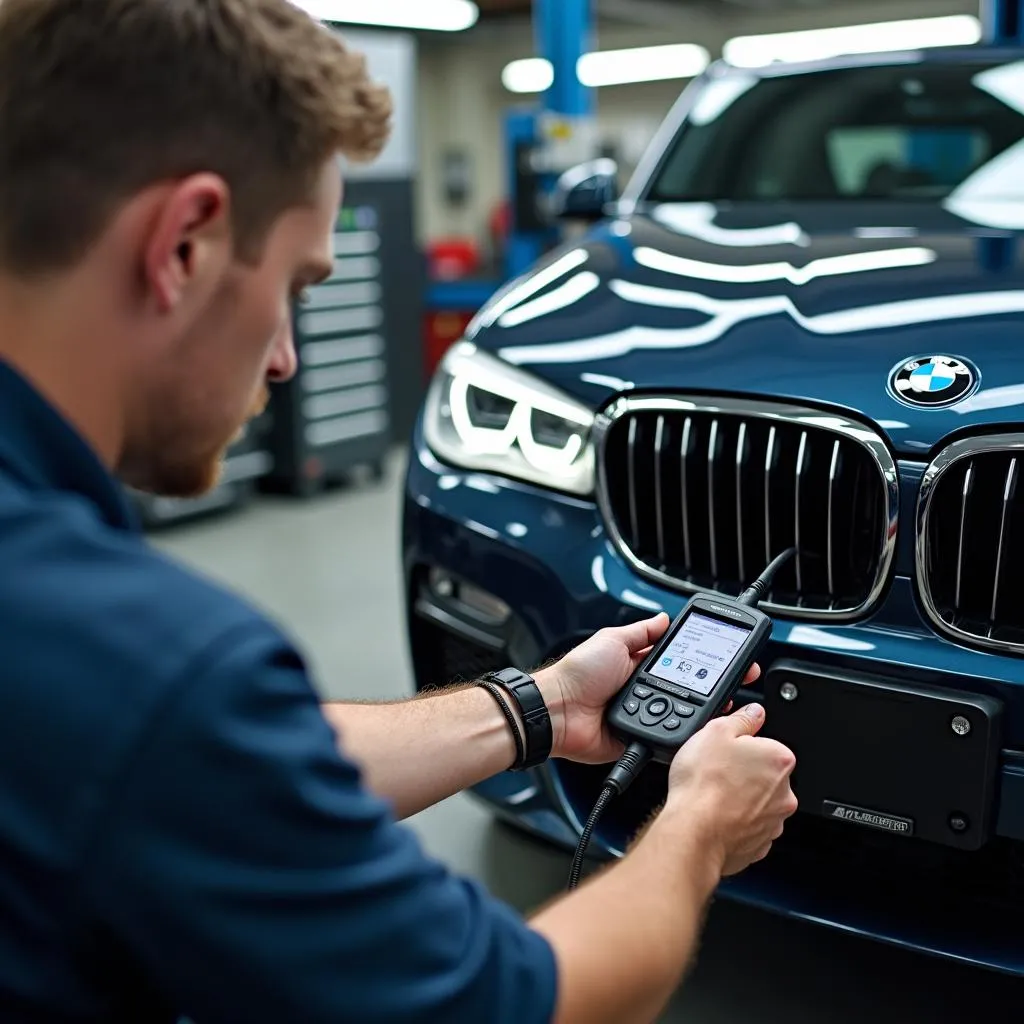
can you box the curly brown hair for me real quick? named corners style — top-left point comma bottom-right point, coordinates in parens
top-left (0, 0), bottom-right (393, 273)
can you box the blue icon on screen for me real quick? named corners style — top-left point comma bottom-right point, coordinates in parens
top-left (662, 657), bottom-right (672, 667)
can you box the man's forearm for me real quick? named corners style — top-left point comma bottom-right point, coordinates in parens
top-left (530, 806), bottom-right (722, 1024)
top-left (322, 674), bottom-right (564, 819)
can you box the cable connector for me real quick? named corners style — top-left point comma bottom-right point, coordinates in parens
top-left (602, 741), bottom-right (653, 796)
top-left (737, 547), bottom-right (796, 607)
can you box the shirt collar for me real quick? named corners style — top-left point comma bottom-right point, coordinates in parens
top-left (0, 358), bottom-right (139, 532)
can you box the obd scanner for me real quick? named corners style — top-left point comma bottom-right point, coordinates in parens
top-left (567, 548), bottom-right (794, 889)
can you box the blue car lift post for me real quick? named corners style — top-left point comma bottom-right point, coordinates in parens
top-left (423, 0), bottom-right (594, 369)
top-left (983, 0), bottom-right (1024, 42)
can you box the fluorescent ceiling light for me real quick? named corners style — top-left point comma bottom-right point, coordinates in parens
top-left (723, 15), bottom-right (982, 68)
top-left (578, 44), bottom-right (710, 87)
top-left (292, 0), bottom-right (478, 32)
top-left (502, 58), bottom-right (555, 94)
top-left (502, 43), bottom-right (710, 94)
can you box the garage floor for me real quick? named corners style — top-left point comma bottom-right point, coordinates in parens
top-left (154, 451), bottom-right (1023, 1022)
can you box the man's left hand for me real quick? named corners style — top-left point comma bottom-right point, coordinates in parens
top-left (536, 614), bottom-right (761, 764)
top-left (536, 615), bottom-right (670, 763)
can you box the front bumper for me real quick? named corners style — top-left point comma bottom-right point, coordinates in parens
top-left (402, 429), bottom-right (1024, 975)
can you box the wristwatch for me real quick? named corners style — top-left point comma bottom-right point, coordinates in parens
top-left (484, 667), bottom-right (553, 771)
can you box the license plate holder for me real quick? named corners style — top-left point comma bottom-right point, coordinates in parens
top-left (761, 660), bottom-right (1003, 850)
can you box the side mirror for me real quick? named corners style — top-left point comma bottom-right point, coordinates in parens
top-left (552, 158), bottom-right (619, 221)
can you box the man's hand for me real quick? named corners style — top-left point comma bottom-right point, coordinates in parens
top-left (666, 702), bottom-right (798, 876)
top-left (531, 692), bottom-right (796, 1024)
top-left (536, 613), bottom-right (759, 764)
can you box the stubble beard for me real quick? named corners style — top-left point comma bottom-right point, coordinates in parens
top-left (123, 384), bottom-right (271, 500)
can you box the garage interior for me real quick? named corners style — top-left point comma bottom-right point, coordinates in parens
top-left (141, 0), bottom-right (1024, 1018)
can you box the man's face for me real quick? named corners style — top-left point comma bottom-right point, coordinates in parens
top-left (120, 161), bottom-right (339, 498)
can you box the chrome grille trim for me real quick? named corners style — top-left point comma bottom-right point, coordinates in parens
top-left (626, 417), bottom-right (639, 549)
top-left (735, 422), bottom-right (748, 584)
top-left (827, 439), bottom-right (840, 599)
top-left (955, 463), bottom-right (973, 613)
top-left (794, 430), bottom-right (808, 595)
top-left (680, 417), bottom-right (693, 566)
top-left (707, 419), bottom-right (720, 582)
top-left (764, 425), bottom-right (776, 569)
top-left (653, 415), bottom-right (666, 565)
top-left (594, 395), bottom-right (899, 621)
top-left (917, 434), bottom-right (1024, 653)
top-left (991, 458), bottom-right (1017, 626)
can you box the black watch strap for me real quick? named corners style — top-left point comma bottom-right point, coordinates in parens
top-left (485, 667), bottom-right (552, 771)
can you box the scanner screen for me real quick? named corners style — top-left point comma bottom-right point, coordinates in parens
top-left (648, 612), bottom-right (752, 696)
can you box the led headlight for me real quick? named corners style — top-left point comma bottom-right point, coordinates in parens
top-left (423, 341), bottom-right (595, 496)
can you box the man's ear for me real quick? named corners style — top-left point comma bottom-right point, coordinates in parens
top-left (143, 174), bottom-right (233, 314)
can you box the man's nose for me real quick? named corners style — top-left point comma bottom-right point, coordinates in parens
top-left (267, 320), bottom-right (298, 383)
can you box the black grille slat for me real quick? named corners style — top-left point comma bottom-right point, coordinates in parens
top-left (923, 445), bottom-right (1024, 648)
top-left (602, 403), bottom-right (891, 615)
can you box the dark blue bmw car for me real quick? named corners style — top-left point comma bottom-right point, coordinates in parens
top-left (402, 47), bottom-right (1024, 974)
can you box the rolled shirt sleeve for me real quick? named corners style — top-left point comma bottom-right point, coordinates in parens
top-left (77, 622), bottom-right (558, 1024)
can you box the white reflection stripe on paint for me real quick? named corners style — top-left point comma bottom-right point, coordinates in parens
top-left (633, 245), bottom-right (936, 286)
top-left (498, 271), bottom-right (601, 328)
top-left (499, 281), bottom-right (1024, 365)
top-left (472, 248), bottom-right (589, 331)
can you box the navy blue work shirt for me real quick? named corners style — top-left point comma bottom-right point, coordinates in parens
top-left (0, 359), bottom-right (557, 1023)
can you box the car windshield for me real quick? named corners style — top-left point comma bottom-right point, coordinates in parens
top-left (647, 59), bottom-right (1024, 202)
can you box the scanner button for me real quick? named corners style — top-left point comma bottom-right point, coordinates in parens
top-left (632, 685), bottom-right (653, 700)
top-left (673, 701), bottom-right (696, 718)
top-left (662, 717), bottom-right (682, 731)
top-left (639, 697), bottom-right (671, 727)
top-left (623, 698), bottom-right (641, 715)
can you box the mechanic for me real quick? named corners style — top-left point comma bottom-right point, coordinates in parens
top-left (0, 2), bottom-right (798, 1022)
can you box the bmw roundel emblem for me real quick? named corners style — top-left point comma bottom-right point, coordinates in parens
top-left (888, 355), bottom-right (978, 409)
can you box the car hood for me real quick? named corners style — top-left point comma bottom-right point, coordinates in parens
top-left (466, 202), bottom-right (1024, 458)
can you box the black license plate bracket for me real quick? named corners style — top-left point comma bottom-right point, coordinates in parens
top-left (761, 660), bottom-right (1003, 851)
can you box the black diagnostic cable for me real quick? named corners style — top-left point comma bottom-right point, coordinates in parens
top-left (566, 741), bottom-right (651, 890)
top-left (735, 547), bottom-right (798, 608)
top-left (565, 548), bottom-right (796, 891)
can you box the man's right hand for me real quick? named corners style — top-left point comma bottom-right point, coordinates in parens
top-left (666, 701), bottom-right (798, 877)
top-left (533, 697), bottom-right (799, 1024)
